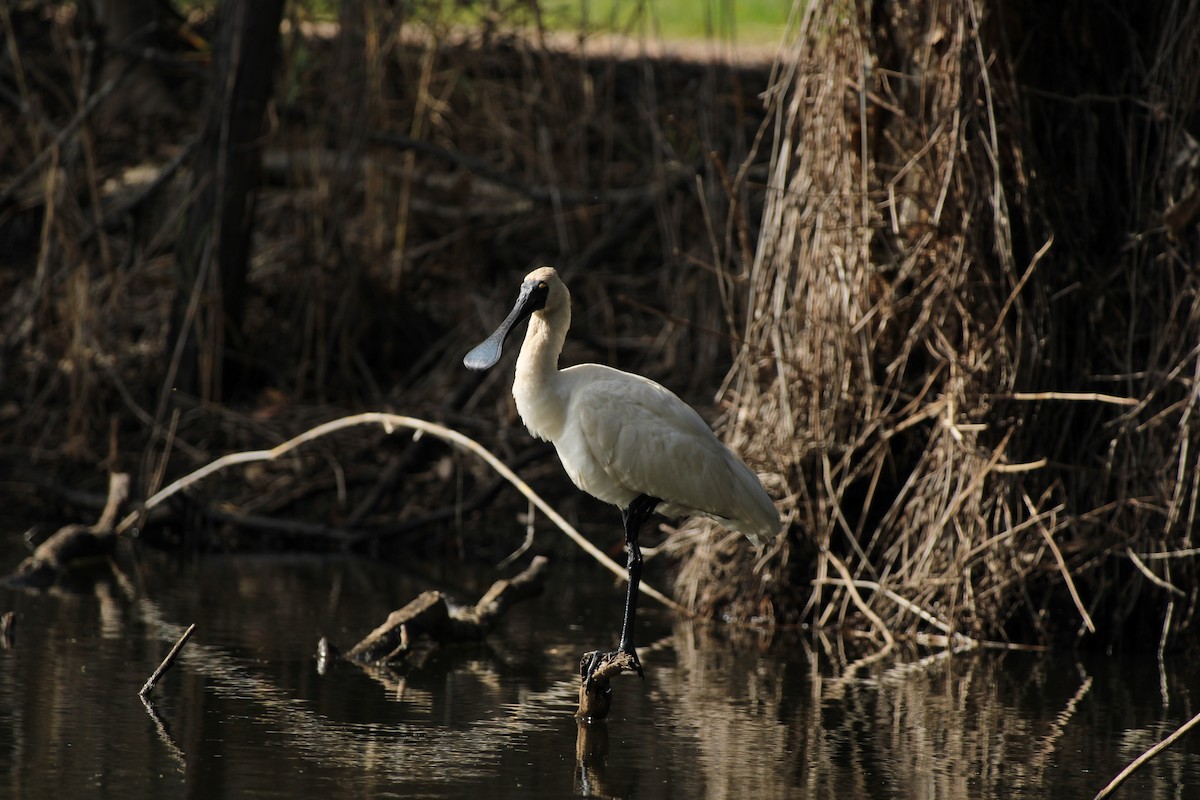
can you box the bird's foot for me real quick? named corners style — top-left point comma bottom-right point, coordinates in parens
top-left (580, 647), bottom-right (643, 691)
top-left (575, 648), bottom-right (643, 720)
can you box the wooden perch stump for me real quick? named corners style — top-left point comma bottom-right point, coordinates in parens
top-left (344, 556), bottom-right (550, 664)
top-left (3, 473), bottom-right (130, 589)
top-left (575, 650), bottom-right (642, 721)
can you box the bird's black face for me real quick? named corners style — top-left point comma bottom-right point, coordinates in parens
top-left (463, 277), bottom-right (550, 370)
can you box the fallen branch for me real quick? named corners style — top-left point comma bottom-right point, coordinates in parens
top-left (81, 134), bottom-right (201, 241)
top-left (344, 555), bottom-right (550, 663)
top-left (117, 412), bottom-right (684, 614)
top-left (3, 472), bottom-right (130, 589)
top-left (196, 504), bottom-right (356, 544)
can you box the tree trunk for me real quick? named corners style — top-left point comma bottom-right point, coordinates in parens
top-left (170, 0), bottom-right (284, 401)
top-left (685, 0), bottom-right (1200, 648)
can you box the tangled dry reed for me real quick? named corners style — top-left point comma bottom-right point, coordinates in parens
top-left (676, 0), bottom-right (1200, 651)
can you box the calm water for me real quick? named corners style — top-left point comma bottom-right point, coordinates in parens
top-left (1, 543), bottom-right (1198, 799)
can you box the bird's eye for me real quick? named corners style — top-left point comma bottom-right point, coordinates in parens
top-left (537, 281), bottom-right (548, 291)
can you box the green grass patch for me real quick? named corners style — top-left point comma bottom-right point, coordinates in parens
top-left (535, 0), bottom-right (792, 43)
top-left (278, 1), bottom-right (792, 45)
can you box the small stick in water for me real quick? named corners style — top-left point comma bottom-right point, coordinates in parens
top-left (1094, 708), bottom-right (1200, 800)
top-left (140, 623), bottom-right (197, 698)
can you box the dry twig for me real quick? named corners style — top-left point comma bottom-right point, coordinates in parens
top-left (1093, 709), bottom-right (1200, 800)
top-left (140, 622), bottom-right (197, 698)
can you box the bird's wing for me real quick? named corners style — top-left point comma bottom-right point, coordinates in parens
top-left (566, 368), bottom-right (762, 525)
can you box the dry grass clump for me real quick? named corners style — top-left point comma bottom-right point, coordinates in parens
top-left (677, 0), bottom-right (1200, 650)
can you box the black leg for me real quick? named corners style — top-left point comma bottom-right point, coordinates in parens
top-left (618, 495), bottom-right (659, 673)
top-left (581, 494), bottom-right (660, 691)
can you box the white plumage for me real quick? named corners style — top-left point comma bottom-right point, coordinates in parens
top-left (537, 366), bottom-right (778, 545)
top-left (465, 266), bottom-right (779, 681)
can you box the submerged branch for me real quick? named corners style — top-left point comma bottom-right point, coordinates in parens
top-left (344, 555), bottom-right (550, 663)
top-left (3, 473), bottom-right (131, 589)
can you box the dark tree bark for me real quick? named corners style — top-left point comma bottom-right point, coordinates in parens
top-left (170, 0), bottom-right (285, 401)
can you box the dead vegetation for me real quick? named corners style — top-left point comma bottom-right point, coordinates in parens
top-left (1, 2), bottom-right (772, 558)
top-left (674, 0), bottom-right (1200, 651)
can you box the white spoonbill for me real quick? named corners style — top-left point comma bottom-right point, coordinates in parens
top-left (464, 266), bottom-right (779, 683)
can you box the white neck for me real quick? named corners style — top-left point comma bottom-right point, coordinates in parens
top-left (513, 304), bottom-right (569, 442)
